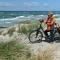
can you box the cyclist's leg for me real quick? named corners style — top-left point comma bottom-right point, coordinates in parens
top-left (50, 29), bottom-right (54, 41)
top-left (44, 30), bottom-right (49, 37)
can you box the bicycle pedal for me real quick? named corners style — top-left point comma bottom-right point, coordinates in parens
top-left (42, 38), bottom-right (45, 40)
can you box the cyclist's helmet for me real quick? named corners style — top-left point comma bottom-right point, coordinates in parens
top-left (48, 11), bottom-right (53, 16)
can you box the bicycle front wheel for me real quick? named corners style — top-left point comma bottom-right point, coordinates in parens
top-left (29, 30), bottom-right (43, 43)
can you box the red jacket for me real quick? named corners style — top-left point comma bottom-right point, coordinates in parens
top-left (44, 16), bottom-right (55, 31)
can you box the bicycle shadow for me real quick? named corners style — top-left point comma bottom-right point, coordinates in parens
top-left (29, 37), bottom-right (60, 43)
top-left (42, 37), bottom-right (60, 43)
top-left (54, 37), bottom-right (60, 43)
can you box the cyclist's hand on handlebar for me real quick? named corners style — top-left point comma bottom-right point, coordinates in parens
top-left (55, 23), bottom-right (60, 27)
top-left (55, 23), bottom-right (57, 25)
top-left (55, 23), bottom-right (58, 26)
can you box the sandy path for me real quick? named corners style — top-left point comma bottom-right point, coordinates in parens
top-left (16, 34), bottom-right (60, 60)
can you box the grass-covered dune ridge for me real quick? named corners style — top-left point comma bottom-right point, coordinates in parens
top-left (0, 20), bottom-right (59, 60)
top-left (0, 20), bottom-right (45, 36)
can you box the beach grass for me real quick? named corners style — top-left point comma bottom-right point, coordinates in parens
top-left (30, 46), bottom-right (54, 60)
top-left (0, 40), bottom-right (54, 60)
top-left (7, 27), bottom-right (16, 36)
top-left (0, 40), bottom-right (31, 60)
top-left (17, 20), bottom-right (40, 34)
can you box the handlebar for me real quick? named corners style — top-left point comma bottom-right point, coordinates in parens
top-left (55, 23), bottom-right (60, 26)
top-left (39, 19), bottom-right (44, 23)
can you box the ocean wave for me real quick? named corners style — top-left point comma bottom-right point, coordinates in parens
top-left (0, 14), bottom-right (60, 22)
top-left (5, 22), bottom-right (11, 23)
top-left (0, 14), bottom-right (60, 27)
top-left (0, 16), bottom-right (23, 21)
top-left (54, 14), bottom-right (60, 18)
top-left (0, 15), bottom-right (46, 21)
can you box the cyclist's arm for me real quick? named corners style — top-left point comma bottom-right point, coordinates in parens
top-left (51, 17), bottom-right (56, 25)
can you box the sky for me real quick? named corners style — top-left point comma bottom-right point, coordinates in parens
top-left (0, 0), bottom-right (60, 11)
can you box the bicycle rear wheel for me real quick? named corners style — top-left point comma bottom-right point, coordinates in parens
top-left (54, 31), bottom-right (60, 40)
top-left (29, 30), bottom-right (43, 43)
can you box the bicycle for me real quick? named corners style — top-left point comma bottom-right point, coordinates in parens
top-left (28, 20), bottom-right (60, 43)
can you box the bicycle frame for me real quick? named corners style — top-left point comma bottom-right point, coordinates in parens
top-left (29, 21), bottom-right (60, 43)
top-left (38, 22), bottom-right (44, 32)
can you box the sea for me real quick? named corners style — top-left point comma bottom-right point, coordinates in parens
top-left (0, 11), bottom-right (60, 27)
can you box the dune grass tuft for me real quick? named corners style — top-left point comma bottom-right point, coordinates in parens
top-left (17, 21), bottom-right (40, 35)
top-left (31, 45), bottom-right (54, 60)
top-left (7, 27), bottom-right (16, 36)
top-left (0, 30), bottom-right (3, 35)
top-left (0, 40), bottom-right (31, 60)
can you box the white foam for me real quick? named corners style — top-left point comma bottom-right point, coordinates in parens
top-left (5, 22), bottom-right (11, 23)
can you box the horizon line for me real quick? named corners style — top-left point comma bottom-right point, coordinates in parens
top-left (0, 10), bottom-right (60, 11)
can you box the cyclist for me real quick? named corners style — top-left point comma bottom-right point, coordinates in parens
top-left (44, 12), bottom-right (56, 42)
